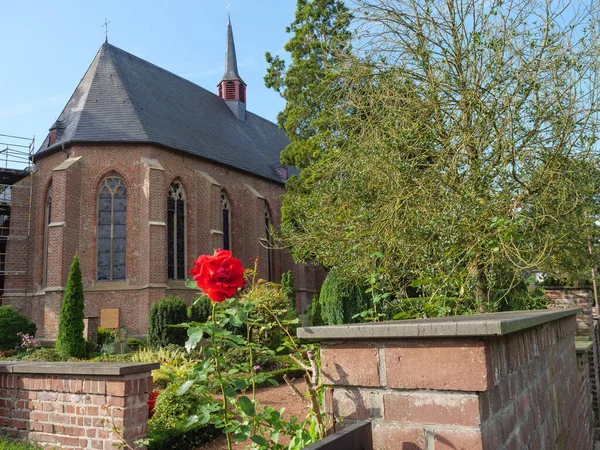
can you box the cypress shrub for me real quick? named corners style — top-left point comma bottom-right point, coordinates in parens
top-left (308, 292), bottom-right (324, 326)
top-left (0, 306), bottom-right (36, 350)
top-left (188, 294), bottom-right (211, 323)
top-left (148, 296), bottom-right (188, 347)
top-left (319, 272), bottom-right (371, 325)
top-left (281, 270), bottom-right (296, 310)
top-left (56, 255), bottom-right (86, 358)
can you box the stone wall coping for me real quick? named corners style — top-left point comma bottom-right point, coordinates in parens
top-left (0, 361), bottom-right (159, 376)
top-left (297, 309), bottom-right (581, 340)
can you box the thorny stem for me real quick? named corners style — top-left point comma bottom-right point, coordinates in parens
top-left (212, 302), bottom-right (233, 450)
top-left (264, 305), bottom-right (327, 438)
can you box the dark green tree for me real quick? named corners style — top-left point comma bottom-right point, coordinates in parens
top-left (265, 0), bottom-right (352, 170)
top-left (56, 255), bottom-right (85, 358)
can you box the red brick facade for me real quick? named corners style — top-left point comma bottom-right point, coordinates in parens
top-left (0, 362), bottom-right (155, 449)
top-left (317, 313), bottom-right (592, 449)
top-left (3, 144), bottom-right (323, 339)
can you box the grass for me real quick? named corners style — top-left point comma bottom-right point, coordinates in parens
top-left (0, 436), bottom-right (42, 450)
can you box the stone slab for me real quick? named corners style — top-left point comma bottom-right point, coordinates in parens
top-left (0, 362), bottom-right (159, 375)
top-left (575, 339), bottom-right (594, 354)
top-left (297, 309), bottom-right (581, 340)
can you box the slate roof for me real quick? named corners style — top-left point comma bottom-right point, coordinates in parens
top-left (36, 43), bottom-right (289, 183)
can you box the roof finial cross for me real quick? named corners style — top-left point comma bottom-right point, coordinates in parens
top-left (102, 17), bottom-right (111, 43)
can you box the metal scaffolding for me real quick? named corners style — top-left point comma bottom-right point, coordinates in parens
top-left (0, 133), bottom-right (35, 297)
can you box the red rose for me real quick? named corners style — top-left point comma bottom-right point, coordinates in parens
top-left (190, 249), bottom-right (246, 302)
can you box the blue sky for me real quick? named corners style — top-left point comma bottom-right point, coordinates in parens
top-left (0, 0), bottom-right (296, 156)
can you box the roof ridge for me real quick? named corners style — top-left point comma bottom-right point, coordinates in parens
top-left (104, 43), bottom-right (220, 100)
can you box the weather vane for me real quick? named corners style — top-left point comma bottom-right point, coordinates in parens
top-left (102, 17), bottom-right (111, 43)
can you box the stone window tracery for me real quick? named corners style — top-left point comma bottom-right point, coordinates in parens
top-left (42, 184), bottom-right (52, 287)
top-left (221, 192), bottom-right (231, 251)
top-left (168, 181), bottom-right (186, 280)
top-left (97, 175), bottom-right (126, 281)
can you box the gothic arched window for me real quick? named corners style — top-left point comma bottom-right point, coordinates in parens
top-left (97, 175), bottom-right (127, 281)
top-left (42, 184), bottom-right (52, 287)
top-left (221, 192), bottom-right (231, 251)
top-left (264, 207), bottom-right (273, 281)
top-left (168, 181), bottom-right (186, 280)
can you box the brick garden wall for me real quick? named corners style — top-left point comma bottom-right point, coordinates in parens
top-left (304, 310), bottom-right (592, 450)
top-left (3, 144), bottom-right (324, 338)
top-left (546, 287), bottom-right (600, 434)
top-left (0, 362), bottom-right (157, 450)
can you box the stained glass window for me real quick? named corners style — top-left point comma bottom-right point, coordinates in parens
top-left (221, 192), bottom-right (231, 251)
top-left (168, 181), bottom-right (186, 280)
top-left (97, 175), bottom-right (126, 281)
top-left (42, 185), bottom-right (52, 287)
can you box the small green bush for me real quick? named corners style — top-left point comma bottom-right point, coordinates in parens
top-left (97, 327), bottom-right (114, 347)
top-left (21, 348), bottom-right (66, 362)
top-left (147, 421), bottom-right (217, 450)
top-left (0, 435), bottom-right (43, 449)
top-left (148, 296), bottom-right (188, 348)
top-left (319, 272), bottom-right (371, 325)
top-left (243, 282), bottom-right (298, 349)
top-left (56, 255), bottom-right (85, 358)
top-left (126, 337), bottom-right (148, 352)
top-left (281, 270), bottom-right (296, 310)
top-left (153, 381), bottom-right (204, 424)
top-left (188, 294), bottom-right (211, 323)
top-left (0, 306), bottom-right (36, 351)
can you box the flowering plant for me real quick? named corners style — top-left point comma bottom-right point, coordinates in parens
top-left (17, 332), bottom-right (40, 352)
top-left (181, 251), bottom-right (326, 450)
top-left (147, 390), bottom-right (160, 418)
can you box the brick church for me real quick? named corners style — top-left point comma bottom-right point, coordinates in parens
top-left (2, 20), bottom-right (322, 340)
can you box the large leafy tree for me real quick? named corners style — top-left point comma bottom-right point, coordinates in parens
top-left (278, 0), bottom-right (600, 308)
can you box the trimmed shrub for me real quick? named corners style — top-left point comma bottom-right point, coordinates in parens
top-left (152, 381), bottom-right (204, 424)
top-left (56, 255), bottom-right (86, 358)
top-left (148, 296), bottom-right (188, 348)
top-left (319, 272), bottom-right (371, 325)
top-left (147, 421), bottom-right (217, 450)
top-left (0, 306), bottom-right (36, 351)
top-left (188, 294), bottom-right (211, 323)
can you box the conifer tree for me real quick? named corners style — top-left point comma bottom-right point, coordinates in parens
top-left (56, 255), bottom-right (86, 358)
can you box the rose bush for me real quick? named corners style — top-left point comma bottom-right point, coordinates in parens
top-left (189, 250), bottom-right (245, 302)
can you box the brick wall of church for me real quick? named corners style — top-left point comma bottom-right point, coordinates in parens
top-left (2, 144), bottom-right (322, 339)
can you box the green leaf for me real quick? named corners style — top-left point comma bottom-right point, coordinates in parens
top-left (185, 327), bottom-right (204, 352)
top-left (238, 396), bottom-right (255, 417)
top-left (267, 378), bottom-right (279, 386)
top-left (177, 379), bottom-right (194, 395)
top-left (232, 378), bottom-right (249, 390)
top-left (233, 433), bottom-right (249, 443)
top-left (224, 386), bottom-right (237, 398)
top-left (183, 415), bottom-right (198, 428)
top-left (250, 435), bottom-right (269, 447)
top-left (186, 279), bottom-right (200, 290)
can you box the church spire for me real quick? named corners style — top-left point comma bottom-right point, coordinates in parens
top-left (222, 15), bottom-right (243, 82)
top-left (218, 16), bottom-right (247, 121)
